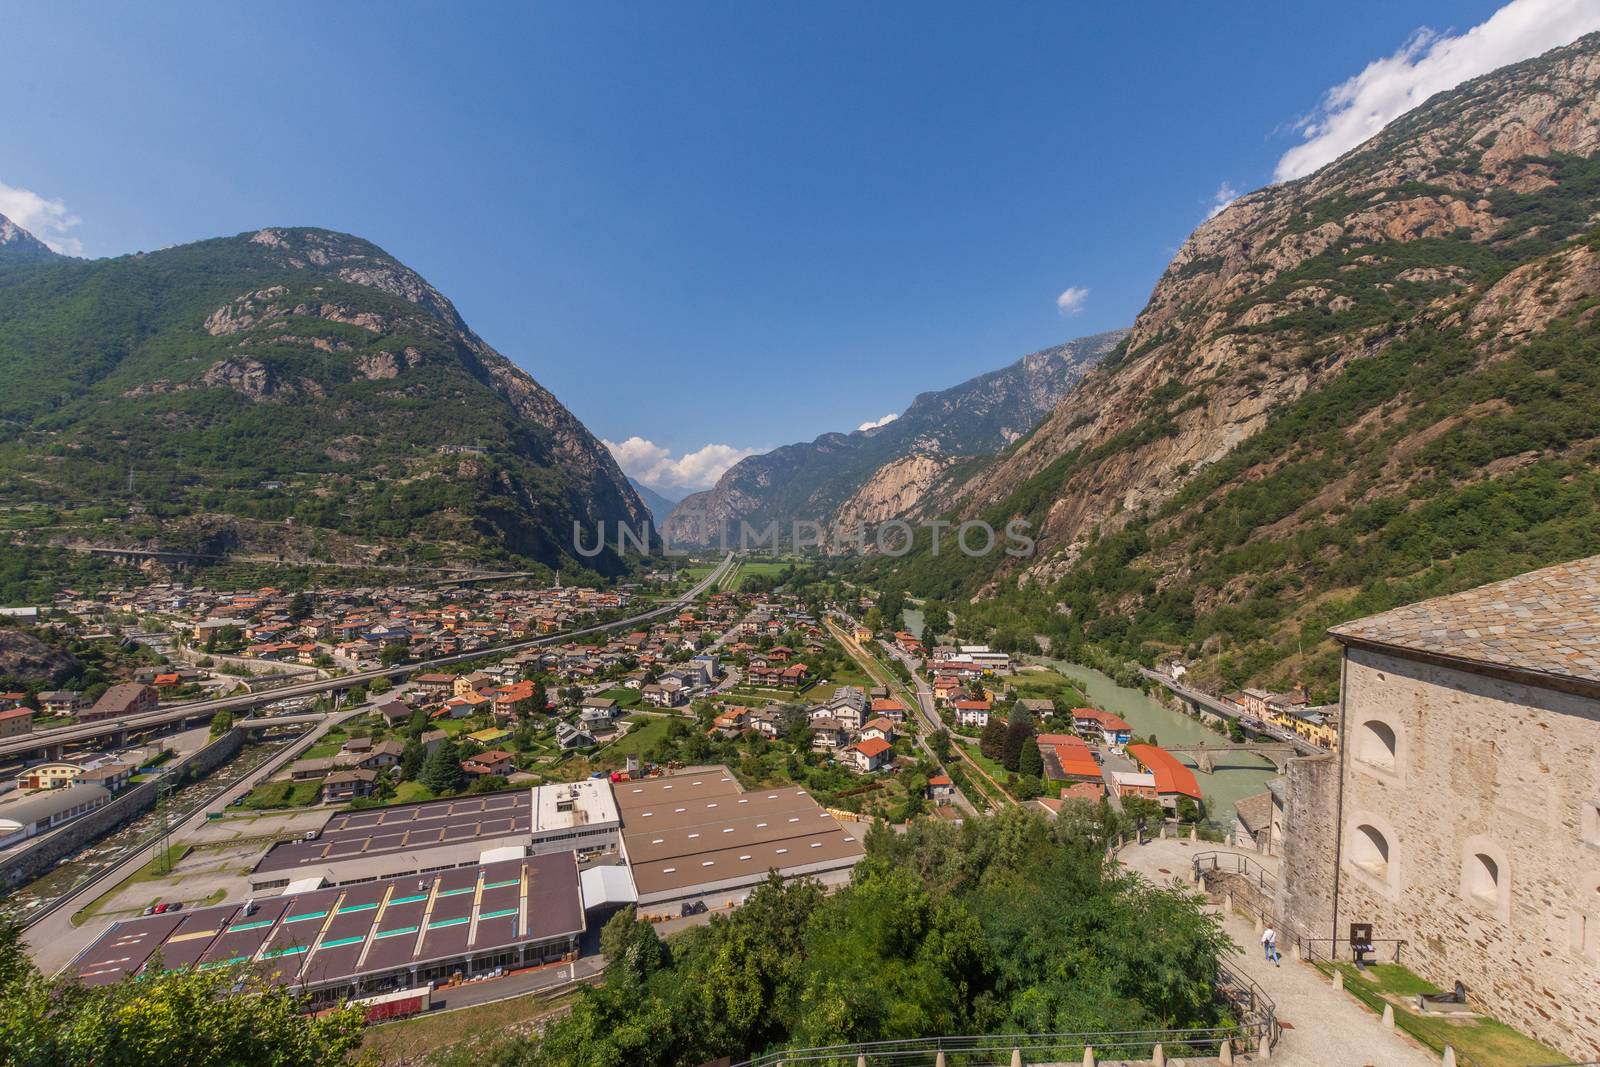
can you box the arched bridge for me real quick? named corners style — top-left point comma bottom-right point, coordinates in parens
top-left (1159, 741), bottom-right (1299, 774)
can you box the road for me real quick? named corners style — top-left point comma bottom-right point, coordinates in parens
top-left (0, 554), bottom-right (737, 761)
top-left (1139, 668), bottom-right (1325, 756)
top-left (824, 616), bottom-right (982, 817)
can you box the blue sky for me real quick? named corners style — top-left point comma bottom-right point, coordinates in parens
top-left (4, 0), bottom-right (1593, 494)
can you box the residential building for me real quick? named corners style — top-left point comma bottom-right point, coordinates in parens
top-left (322, 769), bottom-right (378, 803)
top-left (82, 683), bottom-right (157, 722)
top-left (954, 699), bottom-right (991, 728)
top-left (840, 737), bottom-right (892, 773)
top-left (0, 706), bottom-right (32, 739)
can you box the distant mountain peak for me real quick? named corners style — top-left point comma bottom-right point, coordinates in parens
top-left (0, 212), bottom-right (62, 263)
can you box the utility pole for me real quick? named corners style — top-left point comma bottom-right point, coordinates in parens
top-left (153, 769), bottom-right (174, 875)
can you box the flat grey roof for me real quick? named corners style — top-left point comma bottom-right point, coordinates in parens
top-left (614, 768), bottom-right (864, 900)
top-left (254, 790), bottom-right (533, 875)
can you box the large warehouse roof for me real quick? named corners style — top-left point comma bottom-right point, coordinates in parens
top-left (254, 790), bottom-right (533, 876)
top-left (614, 769), bottom-right (864, 902)
top-left (73, 852), bottom-right (583, 991)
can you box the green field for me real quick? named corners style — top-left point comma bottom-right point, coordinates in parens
top-left (241, 778), bottom-right (324, 809)
top-left (730, 559), bottom-right (792, 589)
top-left (602, 714), bottom-right (672, 760)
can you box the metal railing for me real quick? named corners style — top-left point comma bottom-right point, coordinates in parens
top-left (730, 1027), bottom-right (1244, 1066)
top-left (1190, 850), bottom-right (1277, 895)
top-left (728, 959), bottom-right (1276, 1066)
top-left (1300, 937), bottom-right (1407, 966)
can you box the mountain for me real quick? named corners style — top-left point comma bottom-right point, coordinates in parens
top-left (627, 477), bottom-right (680, 525)
top-left (663, 330), bottom-right (1126, 545)
top-left (0, 219), bottom-right (652, 573)
top-left (0, 215), bottom-right (62, 264)
top-left (879, 32), bottom-right (1600, 699)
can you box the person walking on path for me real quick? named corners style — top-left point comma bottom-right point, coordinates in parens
top-left (1262, 925), bottom-right (1281, 965)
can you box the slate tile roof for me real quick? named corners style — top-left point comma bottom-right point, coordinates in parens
top-left (1329, 555), bottom-right (1600, 685)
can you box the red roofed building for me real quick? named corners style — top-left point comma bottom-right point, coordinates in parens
top-left (869, 697), bottom-right (906, 722)
top-left (1036, 733), bottom-right (1103, 783)
top-left (1072, 708), bottom-right (1133, 747)
top-left (841, 736), bottom-right (892, 773)
top-left (1126, 743), bottom-right (1203, 808)
top-left (954, 699), bottom-right (992, 728)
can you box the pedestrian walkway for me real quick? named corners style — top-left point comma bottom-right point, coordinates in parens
top-left (1118, 836), bottom-right (1441, 1067)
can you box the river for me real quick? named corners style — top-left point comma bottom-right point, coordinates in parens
top-left (1027, 656), bottom-right (1278, 828)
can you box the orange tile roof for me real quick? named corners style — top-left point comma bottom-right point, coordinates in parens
top-left (1126, 743), bottom-right (1202, 800)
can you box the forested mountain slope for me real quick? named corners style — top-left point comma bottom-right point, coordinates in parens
top-left (664, 330), bottom-right (1125, 545)
top-left (881, 33), bottom-right (1600, 699)
top-left (0, 223), bottom-right (650, 573)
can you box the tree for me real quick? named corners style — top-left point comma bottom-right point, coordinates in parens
top-left (379, 644), bottom-right (409, 668)
top-left (400, 739), bottom-right (425, 781)
top-left (208, 710), bottom-right (234, 738)
top-left (1001, 711), bottom-right (1034, 772)
top-left (978, 718), bottom-right (1006, 760)
top-left (929, 728), bottom-right (952, 762)
top-left (421, 737), bottom-right (465, 795)
top-left (1016, 736), bottom-right (1043, 779)
top-left (368, 675), bottom-right (392, 695)
top-left (0, 918), bottom-right (365, 1066)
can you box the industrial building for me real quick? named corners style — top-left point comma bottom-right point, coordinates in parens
top-left (249, 782), bottom-right (621, 893)
top-left (613, 769), bottom-right (865, 912)
top-left (0, 783), bottom-right (110, 848)
top-left (71, 851), bottom-right (584, 1004)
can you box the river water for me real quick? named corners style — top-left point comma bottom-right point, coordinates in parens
top-left (1028, 657), bottom-right (1278, 827)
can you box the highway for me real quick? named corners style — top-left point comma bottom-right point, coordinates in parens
top-left (0, 554), bottom-right (736, 762)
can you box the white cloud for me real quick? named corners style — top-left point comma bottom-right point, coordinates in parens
top-left (1274, 0), bottom-right (1600, 183)
top-left (1055, 286), bottom-right (1089, 317)
top-left (856, 413), bottom-right (899, 432)
top-left (0, 180), bottom-right (84, 256)
top-left (604, 436), bottom-right (759, 492)
top-left (1205, 181), bottom-right (1240, 220)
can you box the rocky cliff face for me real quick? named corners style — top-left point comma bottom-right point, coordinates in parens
top-left (950, 33), bottom-right (1600, 574)
top-left (0, 222), bottom-right (650, 572)
top-left (0, 213), bottom-right (61, 264)
top-left (883, 32), bottom-right (1600, 696)
top-left (663, 330), bottom-right (1126, 544)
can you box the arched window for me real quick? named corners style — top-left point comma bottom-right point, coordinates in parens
top-left (1352, 823), bottom-right (1390, 879)
top-left (1460, 836), bottom-right (1510, 918)
top-left (1466, 853), bottom-right (1499, 904)
top-left (1355, 719), bottom-right (1398, 771)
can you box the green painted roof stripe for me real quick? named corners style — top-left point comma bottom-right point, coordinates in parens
top-left (426, 916), bottom-right (469, 929)
top-left (482, 880), bottom-right (518, 890)
top-left (199, 956), bottom-right (250, 970)
top-left (375, 926), bottom-right (418, 939)
top-left (262, 945), bottom-right (309, 959)
top-left (477, 908), bottom-right (517, 920)
top-left (388, 894), bottom-right (429, 905)
top-left (284, 911), bottom-right (327, 923)
top-left (317, 935), bottom-right (366, 949)
top-left (227, 919), bottom-right (275, 932)
top-left (336, 902), bottom-right (378, 914)
top-left (436, 886), bottom-right (475, 897)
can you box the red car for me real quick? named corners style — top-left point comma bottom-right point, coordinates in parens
top-left (152, 903), bottom-right (169, 914)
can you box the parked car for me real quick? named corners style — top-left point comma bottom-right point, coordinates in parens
top-left (152, 903), bottom-right (169, 914)
top-left (166, 902), bottom-right (183, 912)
